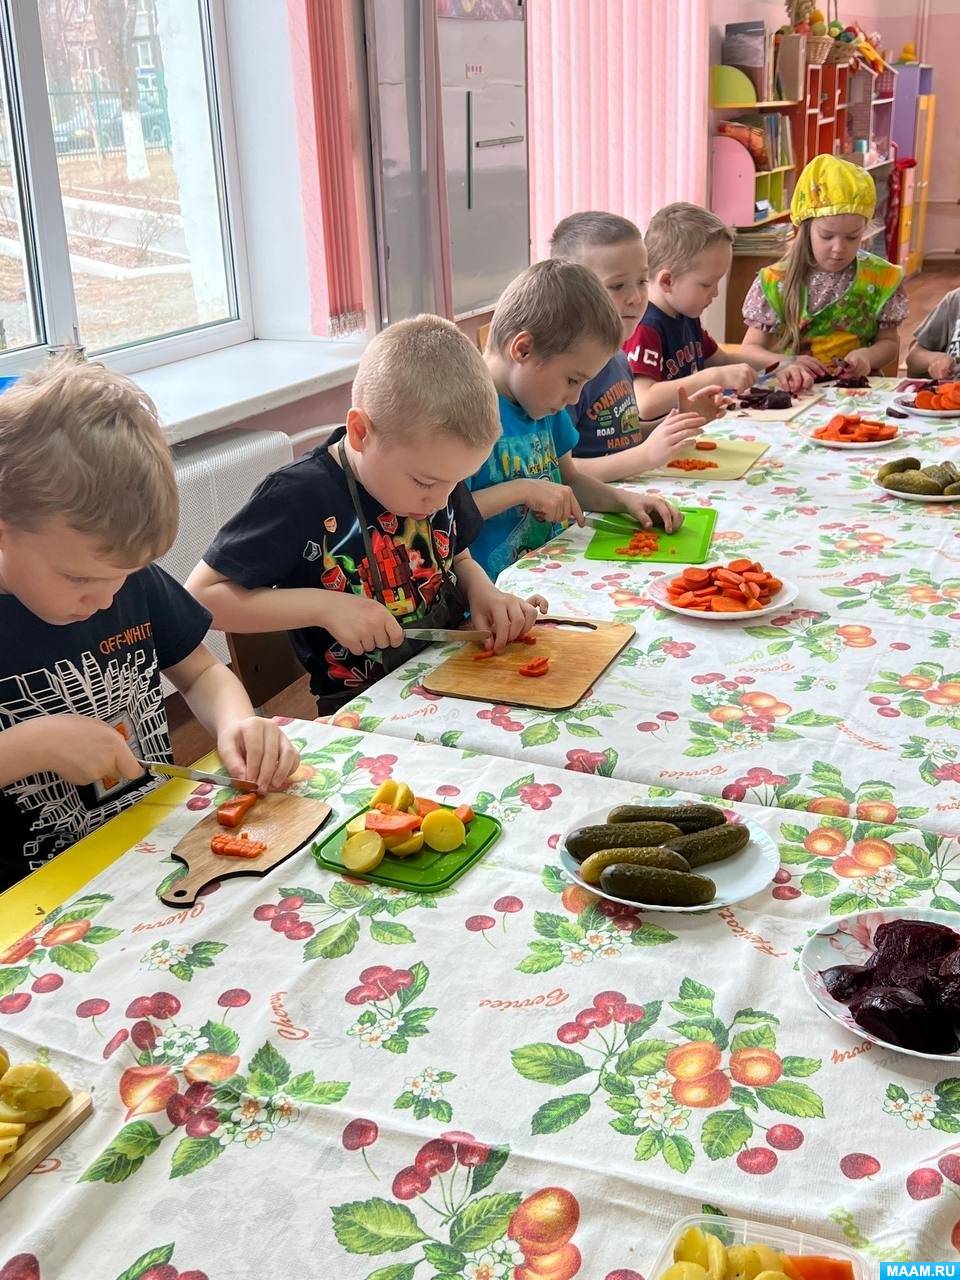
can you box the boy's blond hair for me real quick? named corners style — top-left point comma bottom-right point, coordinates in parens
top-left (549, 211), bottom-right (642, 260)
top-left (488, 259), bottom-right (622, 359)
top-left (645, 203), bottom-right (734, 276)
top-left (0, 357), bottom-right (178, 564)
top-left (353, 314), bottom-right (500, 448)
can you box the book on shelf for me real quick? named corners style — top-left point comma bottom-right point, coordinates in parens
top-left (717, 113), bottom-right (794, 170)
top-left (732, 222), bottom-right (792, 255)
top-left (722, 21), bottom-right (776, 100)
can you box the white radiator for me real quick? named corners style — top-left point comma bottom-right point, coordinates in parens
top-left (159, 429), bottom-right (294, 682)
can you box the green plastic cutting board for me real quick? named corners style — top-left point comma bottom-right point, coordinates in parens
top-left (585, 506), bottom-right (717, 565)
top-left (312, 807), bottom-right (502, 891)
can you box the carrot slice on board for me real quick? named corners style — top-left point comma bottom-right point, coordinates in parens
top-left (216, 792), bottom-right (258, 828)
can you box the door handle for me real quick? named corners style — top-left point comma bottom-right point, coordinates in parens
top-left (475, 134), bottom-right (524, 149)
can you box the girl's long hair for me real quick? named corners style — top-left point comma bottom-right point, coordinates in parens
top-left (776, 220), bottom-right (816, 355)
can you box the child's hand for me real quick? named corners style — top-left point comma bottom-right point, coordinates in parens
top-left (619, 493), bottom-right (684, 533)
top-left (776, 362), bottom-right (815, 393)
top-left (217, 717), bottom-right (300, 793)
top-left (723, 362), bottom-right (756, 393)
top-left (929, 354), bottom-right (958, 380)
top-left (32, 715), bottom-right (143, 786)
top-left (324, 593), bottom-right (405, 656)
top-left (641, 409), bottom-right (705, 469)
top-left (683, 385), bottom-right (726, 422)
top-left (467, 582), bottom-right (547, 652)
top-left (839, 350), bottom-right (872, 378)
top-left (523, 479), bottom-right (585, 527)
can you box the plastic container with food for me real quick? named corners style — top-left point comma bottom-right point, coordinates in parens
top-left (647, 1214), bottom-right (867, 1280)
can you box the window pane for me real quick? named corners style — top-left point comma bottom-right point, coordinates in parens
top-left (39, 0), bottom-right (236, 353)
top-left (0, 23), bottom-right (42, 354)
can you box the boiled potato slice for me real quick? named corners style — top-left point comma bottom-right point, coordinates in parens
top-left (662, 1265), bottom-right (710, 1280)
top-left (393, 782), bottom-right (415, 812)
top-left (341, 831), bottom-right (385, 874)
top-left (370, 780), bottom-right (397, 807)
top-left (674, 1228), bottom-right (709, 1268)
top-left (706, 1233), bottom-right (727, 1280)
top-left (0, 1122), bottom-right (26, 1137)
top-left (725, 1247), bottom-right (763, 1280)
top-left (389, 831), bottom-right (425, 857)
top-left (0, 1100), bottom-right (48, 1125)
top-left (346, 814), bottom-right (367, 836)
top-left (0, 1135), bottom-right (18, 1157)
top-left (0, 1062), bottom-right (71, 1111)
top-left (753, 1273), bottom-right (790, 1280)
top-left (751, 1248), bottom-right (787, 1274)
top-left (420, 809), bottom-right (466, 853)
top-left (0, 1048), bottom-right (8, 1076)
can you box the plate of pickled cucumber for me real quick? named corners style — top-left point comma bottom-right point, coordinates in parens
top-left (559, 798), bottom-right (778, 912)
top-left (875, 455), bottom-right (960, 501)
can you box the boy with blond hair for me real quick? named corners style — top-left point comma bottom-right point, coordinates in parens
top-left (0, 359), bottom-right (298, 889)
top-left (470, 259), bottom-right (682, 578)
top-left (549, 210), bottom-right (706, 479)
top-left (627, 203), bottom-right (766, 421)
top-left (189, 316), bottom-right (541, 713)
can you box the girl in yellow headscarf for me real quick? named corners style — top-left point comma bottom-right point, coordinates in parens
top-left (740, 155), bottom-right (907, 391)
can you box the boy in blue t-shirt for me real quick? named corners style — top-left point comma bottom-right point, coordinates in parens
top-left (469, 259), bottom-right (682, 579)
top-left (626, 203), bottom-right (766, 423)
top-left (550, 211), bottom-right (707, 479)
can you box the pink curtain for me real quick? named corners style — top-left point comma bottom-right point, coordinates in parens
top-left (526, 0), bottom-right (711, 261)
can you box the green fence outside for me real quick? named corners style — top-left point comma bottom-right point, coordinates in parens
top-left (47, 80), bottom-right (171, 157)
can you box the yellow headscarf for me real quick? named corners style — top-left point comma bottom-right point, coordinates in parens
top-left (790, 155), bottom-right (876, 226)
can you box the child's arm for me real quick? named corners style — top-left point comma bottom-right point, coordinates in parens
top-left (841, 327), bottom-right (900, 377)
top-left (704, 348), bottom-right (771, 375)
top-left (186, 562), bottom-right (405, 658)
top-left (907, 343), bottom-right (956, 379)
top-left (559, 453), bottom-right (683, 533)
top-left (573, 409), bottom-right (706, 480)
top-left (0, 717), bottom-right (142, 789)
top-left (470, 476), bottom-right (585, 528)
top-left (740, 326), bottom-right (820, 392)
top-left (163, 643), bottom-right (299, 792)
top-left (633, 369), bottom-right (729, 420)
top-left (454, 552), bottom-right (546, 650)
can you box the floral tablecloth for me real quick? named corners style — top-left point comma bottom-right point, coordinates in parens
top-left (333, 381), bottom-right (960, 855)
top-left (1, 721), bottom-right (959, 1277)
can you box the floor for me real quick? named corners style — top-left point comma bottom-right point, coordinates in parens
top-left (167, 260), bottom-right (960, 767)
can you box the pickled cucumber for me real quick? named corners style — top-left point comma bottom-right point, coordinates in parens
top-left (877, 455), bottom-right (920, 482)
top-left (565, 821), bottom-right (682, 862)
top-left (946, 482), bottom-right (960, 496)
top-left (599, 863), bottom-right (716, 906)
top-left (882, 469), bottom-right (943, 495)
top-left (663, 821), bottom-right (750, 868)
top-left (944, 462), bottom-right (960, 484)
top-left (606, 803), bottom-right (725, 832)
top-left (922, 464), bottom-right (955, 489)
top-left (579, 845), bottom-right (690, 885)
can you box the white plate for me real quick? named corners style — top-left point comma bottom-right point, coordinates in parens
top-left (808, 431), bottom-right (901, 451)
top-left (894, 395), bottom-right (960, 420)
top-left (874, 480), bottom-right (960, 503)
top-left (800, 908), bottom-right (960, 1062)
top-left (559, 799), bottom-right (778, 913)
top-left (650, 577), bottom-right (799, 621)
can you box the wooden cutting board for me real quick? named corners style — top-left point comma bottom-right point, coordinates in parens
top-left (647, 439), bottom-right (769, 481)
top-left (734, 387), bottom-right (825, 422)
top-left (422, 617), bottom-right (635, 710)
top-left (160, 795), bottom-right (331, 907)
top-left (0, 1091), bottom-right (92, 1202)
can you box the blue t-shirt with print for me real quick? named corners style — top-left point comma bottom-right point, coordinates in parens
top-left (570, 351), bottom-right (645, 457)
top-left (468, 393), bottom-right (579, 578)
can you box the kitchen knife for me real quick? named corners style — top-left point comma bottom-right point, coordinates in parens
top-left (135, 759), bottom-right (260, 794)
top-left (404, 628), bottom-right (491, 643)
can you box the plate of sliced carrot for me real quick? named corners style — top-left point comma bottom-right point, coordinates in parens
top-left (895, 386), bottom-right (960, 419)
top-left (809, 414), bottom-right (900, 449)
top-left (652, 559), bottom-right (797, 620)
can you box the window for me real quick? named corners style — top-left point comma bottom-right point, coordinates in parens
top-left (0, 0), bottom-right (247, 371)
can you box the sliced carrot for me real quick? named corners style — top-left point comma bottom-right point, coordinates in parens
top-left (414, 796), bottom-right (441, 816)
top-left (454, 804), bottom-right (475, 824)
top-left (674, 591), bottom-right (696, 607)
top-left (728, 558), bottom-right (752, 572)
top-left (682, 568), bottom-right (710, 585)
top-left (473, 649), bottom-right (496, 661)
top-left (783, 1257), bottom-right (854, 1280)
top-left (216, 793), bottom-right (258, 828)
top-left (710, 596), bottom-right (747, 612)
top-left (715, 568), bottom-right (744, 585)
top-left (694, 438), bottom-right (717, 450)
top-left (211, 831), bottom-right (267, 858)
top-left (366, 811), bottom-right (422, 835)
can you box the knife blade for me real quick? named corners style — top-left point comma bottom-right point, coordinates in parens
top-left (405, 628), bottom-right (490, 644)
top-left (136, 759), bottom-right (260, 794)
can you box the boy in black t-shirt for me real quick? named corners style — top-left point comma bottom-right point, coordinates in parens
top-left (0, 359), bottom-right (298, 889)
top-left (189, 315), bottom-right (543, 713)
top-left (625, 203), bottom-right (766, 422)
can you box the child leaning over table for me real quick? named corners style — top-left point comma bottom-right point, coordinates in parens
top-left (548, 210), bottom-right (706, 479)
top-left (907, 287), bottom-right (960, 380)
top-left (740, 154), bottom-right (907, 391)
top-left (188, 316), bottom-right (543, 717)
top-left (0, 359), bottom-right (298, 892)
top-left (469, 258), bottom-right (682, 580)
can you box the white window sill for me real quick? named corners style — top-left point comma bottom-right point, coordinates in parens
top-left (132, 338), bottom-right (367, 447)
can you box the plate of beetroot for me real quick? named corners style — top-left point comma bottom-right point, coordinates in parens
top-left (801, 910), bottom-right (960, 1060)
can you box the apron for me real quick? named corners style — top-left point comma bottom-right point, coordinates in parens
top-left (759, 250), bottom-right (902, 364)
top-left (314, 443), bottom-right (467, 716)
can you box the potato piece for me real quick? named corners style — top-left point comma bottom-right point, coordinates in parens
top-left (420, 809), bottom-right (466, 853)
top-left (726, 1247), bottom-right (763, 1280)
top-left (662, 1266), bottom-right (710, 1280)
top-left (0, 1122), bottom-right (26, 1137)
top-left (706, 1233), bottom-right (728, 1280)
top-left (0, 1135), bottom-right (19, 1156)
top-left (393, 782), bottom-right (415, 812)
top-left (389, 831), bottom-right (425, 857)
top-left (0, 1048), bottom-right (8, 1076)
top-left (370, 780), bottom-right (397, 807)
top-left (751, 1248), bottom-right (787, 1274)
top-left (0, 1062), bottom-right (70, 1111)
top-left (341, 831), bottom-right (385, 874)
top-left (346, 814), bottom-right (367, 836)
top-left (0, 1100), bottom-right (48, 1124)
top-left (674, 1228), bottom-right (709, 1268)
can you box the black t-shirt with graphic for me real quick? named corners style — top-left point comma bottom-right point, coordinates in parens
top-left (204, 428), bottom-right (483, 700)
top-left (0, 565), bottom-right (211, 889)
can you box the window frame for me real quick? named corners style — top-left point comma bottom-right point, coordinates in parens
top-left (0, 0), bottom-right (252, 376)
